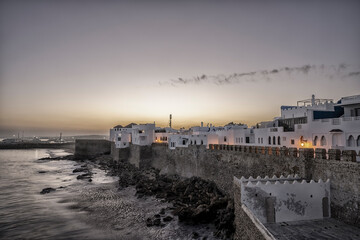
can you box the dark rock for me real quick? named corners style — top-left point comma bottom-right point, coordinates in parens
top-left (153, 218), bottom-right (161, 226)
top-left (192, 232), bottom-right (199, 239)
top-left (163, 216), bottom-right (173, 222)
top-left (40, 188), bottom-right (56, 194)
top-left (38, 171), bottom-right (46, 174)
top-left (77, 173), bottom-right (91, 180)
top-left (73, 167), bottom-right (88, 173)
top-left (160, 208), bottom-right (165, 215)
top-left (88, 179), bottom-right (92, 182)
top-left (111, 159), bottom-right (234, 239)
top-left (146, 218), bottom-right (153, 227)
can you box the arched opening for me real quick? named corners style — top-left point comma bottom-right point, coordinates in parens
top-left (194, 140), bottom-right (197, 145)
top-left (265, 197), bottom-right (276, 223)
top-left (273, 136), bottom-right (276, 145)
top-left (357, 136), bottom-right (360, 147)
top-left (182, 140), bottom-right (186, 145)
top-left (277, 136), bottom-right (281, 145)
top-left (201, 140), bottom-right (204, 145)
top-left (347, 135), bottom-right (355, 147)
top-left (320, 136), bottom-right (326, 146)
top-left (313, 136), bottom-right (318, 146)
top-left (268, 136), bottom-right (271, 145)
top-left (322, 197), bottom-right (329, 218)
top-left (190, 140), bottom-right (193, 145)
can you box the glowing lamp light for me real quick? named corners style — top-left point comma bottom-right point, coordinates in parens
top-left (300, 142), bottom-right (304, 147)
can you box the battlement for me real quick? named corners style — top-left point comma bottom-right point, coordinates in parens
top-left (235, 175), bottom-right (331, 223)
top-left (236, 175), bottom-right (330, 186)
top-left (238, 174), bottom-right (301, 183)
top-left (208, 144), bottom-right (359, 162)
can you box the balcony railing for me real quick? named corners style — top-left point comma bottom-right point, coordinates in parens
top-left (332, 119), bottom-right (340, 125)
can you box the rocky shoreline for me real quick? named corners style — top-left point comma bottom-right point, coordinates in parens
top-left (39, 154), bottom-right (235, 239)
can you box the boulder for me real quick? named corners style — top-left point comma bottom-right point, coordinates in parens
top-left (40, 188), bottom-right (56, 194)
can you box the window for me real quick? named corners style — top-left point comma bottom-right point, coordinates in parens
top-left (201, 140), bottom-right (204, 145)
top-left (313, 136), bottom-right (318, 146)
top-left (320, 136), bottom-right (326, 146)
top-left (118, 137), bottom-right (121, 141)
top-left (273, 136), bottom-right (276, 145)
top-left (347, 135), bottom-right (355, 147)
top-left (241, 137), bottom-right (243, 143)
top-left (194, 140), bottom-right (197, 145)
top-left (224, 136), bottom-right (227, 142)
top-left (261, 138), bottom-right (263, 144)
top-left (357, 136), bottom-right (360, 147)
top-left (291, 139), bottom-right (295, 145)
top-left (258, 138), bottom-right (260, 144)
top-left (246, 137), bottom-right (250, 143)
top-left (183, 140), bottom-right (186, 145)
top-left (268, 137), bottom-right (271, 145)
top-left (277, 136), bottom-right (281, 145)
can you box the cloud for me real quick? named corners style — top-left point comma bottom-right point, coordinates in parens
top-left (159, 63), bottom-right (357, 86)
top-left (348, 71), bottom-right (360, 77)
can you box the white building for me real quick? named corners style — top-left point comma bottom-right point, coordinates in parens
top-left (109, 94), bottom-right (360, 152)
top-left (248, 94), bottom-right (360, 152)
top-left (131, 124), bottom-right (155, 146)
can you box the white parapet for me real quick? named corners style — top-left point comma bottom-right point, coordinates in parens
top-left (234, 175), bottom-right (331, 224)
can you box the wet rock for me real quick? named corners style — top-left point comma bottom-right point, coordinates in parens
top-left (153, 218), bottom-right (161, 226)
top-left (160, 208), bottom-right (165, 215)
top-left (163, 216), bottom-right (173, 222)
top-left (73, 167), bottom-right (88, 173)
top-left (38, 155), bottom-right (75, 161)
top-left (77, 173), bottom-right (92, 180)
top-left (146, 218), bottom-right (153, 227)
top-left (192, 231), bottom-right (199, 239)
top-left (40, 188), bottom-right (56, 194)
top-left (110, 159), bottom-right (235, 239)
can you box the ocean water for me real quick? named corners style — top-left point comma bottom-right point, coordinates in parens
top-left (0, 149), bottom-right (117, 240)
top-left (0, 149), bottom-right (219, 240)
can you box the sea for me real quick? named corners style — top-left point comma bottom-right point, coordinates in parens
top-left (0, 149), bottom-right (219, 240)
top-left (0, 149), bottom-right (117, 240)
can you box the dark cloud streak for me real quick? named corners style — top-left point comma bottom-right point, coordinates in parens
top-left (160, 64), bottom-right (357, 86)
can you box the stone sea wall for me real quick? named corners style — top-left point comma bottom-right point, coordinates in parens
top-left (76, 140), bottom-right (360, 231)
top-left (74, 139), bottom-right (111, 159)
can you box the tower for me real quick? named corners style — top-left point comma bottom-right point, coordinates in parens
top-left (169, 114), bottom-right (172, 129)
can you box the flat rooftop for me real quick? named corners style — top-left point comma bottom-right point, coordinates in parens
top-left (264, 218), bottom-right (360, 240)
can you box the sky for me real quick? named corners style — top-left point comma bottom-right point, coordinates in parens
top-left (0, 0), bottom-right (359, 137)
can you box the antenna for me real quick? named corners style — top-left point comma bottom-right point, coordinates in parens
top-left (169, 114), bottom-right (172, 129)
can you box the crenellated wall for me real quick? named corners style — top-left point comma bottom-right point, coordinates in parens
top-left (76, 140), bottom-right (359, 228)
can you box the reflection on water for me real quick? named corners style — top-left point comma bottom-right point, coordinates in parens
top-left (0, 149), bottom-right (117, 240)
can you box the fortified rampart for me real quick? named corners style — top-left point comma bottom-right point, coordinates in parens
top-left (74, 139), bottom-right (111, 159)
top-left (75, 140), bottom-right (360, 234)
